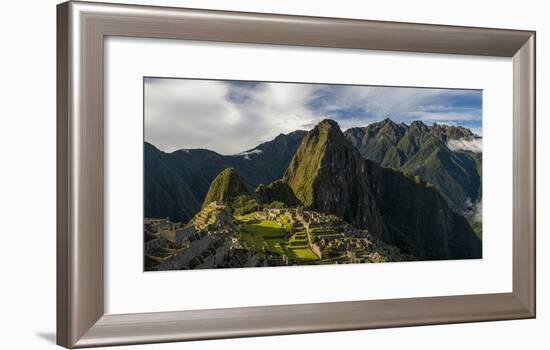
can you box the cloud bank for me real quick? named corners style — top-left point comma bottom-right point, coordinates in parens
top-left (145, 78), bottom-right (482, 154)
top-left (447, 138), bottom-right (483, 153)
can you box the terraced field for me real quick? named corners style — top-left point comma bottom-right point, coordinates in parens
top-left (236, 212), bottom-right (319, 262)
top-left (290, 247), bottom-right (318, 260)
top-left (241, 220), bottom-right (284, 237)
top-left (287, 231), bottom-right (318, 260)
top-left (310, 227), bottom-right (343, 240)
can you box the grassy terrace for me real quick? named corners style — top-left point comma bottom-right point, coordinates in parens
top-left (310, 228), bottom-right (337, 234)
top-left (291, 248), bottom-right (318, 260)
top-left (310, 228), bottom-right (342, 240)
top-left (241, 220), bottom-right (283, 237)
top-left (235, 212), bottom-right (318, 262)
top-left (276, 212), bottom-right (294, 230)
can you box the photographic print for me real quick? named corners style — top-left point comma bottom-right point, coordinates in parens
top-left (144, 78), bottom-right (482, 271)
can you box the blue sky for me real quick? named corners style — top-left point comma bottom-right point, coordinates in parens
top-left (145, 78), bottom-right (482, 154)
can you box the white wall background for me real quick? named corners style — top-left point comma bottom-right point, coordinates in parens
top-left (0, 0), bottom-right (546, 349)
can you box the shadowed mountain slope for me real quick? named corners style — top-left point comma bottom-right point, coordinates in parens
top-left (345, 118), bottom-right (482, 214)
top-left (144, 130), bottom-right (306, 222)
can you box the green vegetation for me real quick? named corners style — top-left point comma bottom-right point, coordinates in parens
top-left (289, 247), bottom-right (318, 260)
top-left (236, 212), bottom-right (318, 262)
top-left (275, 212), bottom-right (294, 231)
top-left (265, 201), bottom-right (285, 209)
top-left (310, 228), bottom-right (340, 240)
top-left (293, 232), bottom-right (307, 240)
top-left (144, 130), bottom-right (307, 223)
top-left (465, 211), bottom-right (482, 240)
top-left (310, 228), bottom-right (336, 234)
top-left (254, 179), bottom-right (300, 207)
top-left (147, 117), bottom-right (482, 265)
top-left (344, 119), bottom-right (482, 217)
top-left (230, 195), bottom-right (261, 216)
top-left (202, 168), bottom-right (250, 208)
top-left (234, 212), bottom-right (258, 223)
top-left (288, 231), bottom-right (308, 247)
top-left (321, 246), bottom-right (339, 258)
top-left (282, 118), bottom-right (481, 260)
top-left (238, 219), bottom-right (287, 255)
top-left (284, 120), bottom-right (336, 206)
top-left (470, 221), bottom-right (482, 239)
top-left (241, 220), bottom-right (285, 237)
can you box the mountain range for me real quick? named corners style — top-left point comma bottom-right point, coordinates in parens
top-left (144, 130), bottom-right (306, 222)
top-left (145, 118), bottom-right (482, 259)
top-left (344, 118), bottom-right (482, 215)
top-left (281, 119), bottom-right (480, 259)
top-left (196, 120), bottom-right (480, 260)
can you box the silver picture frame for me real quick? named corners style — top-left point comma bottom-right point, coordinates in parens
top-left (57, 1), bottom-right (536, 348)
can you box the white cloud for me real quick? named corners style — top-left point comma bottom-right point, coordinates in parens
top-left (145, 78), bottom-right (482, 154)
top-left (417, 111), bottom-right (481, 122)
top-left (145, 78), bottom-right (319, 154)
top-left (311, 85), bottom-right (481, 123)
top-left (473, 201), bottom-right (482, 223)
top-left (447, 138), bottom-right (483, 153)
top-left (470, 128), bottom-right (483, 137)
top-left (232, 148), bottom-right (263, 160)
top-left (465, 198), bottom-right (482, 223)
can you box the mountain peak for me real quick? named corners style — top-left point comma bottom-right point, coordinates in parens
top-left (202, 167), bottom-right (249, 208)
top-left (367, 117), bottom-right (397, 129)
top-left (284, 118), bottom-right (388, 234)
top-left (342, 118), bottom-right (482, 215)
top-left (410, 120), bottom-right (427, 128)
top-left (311, 119), bottom-right (348, 142)
top-left (291, 119), bottom-right (348, 152)
top-left (429, 123), bottom-right (477, 141)
top-left (316, 118), bottom-right (341, 130)
top-left (218, 167), bottom-right (238, 176)
top-left (284, 118), bottom-right (350, 207)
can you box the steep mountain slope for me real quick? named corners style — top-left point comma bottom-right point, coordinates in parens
top-left (254, 179), bottom-right (300, 207)
top-left (202, 168), bottom-right (250, 207)
top-left (144, 142), bottom-right (203, 222)
top-left (144, 130), bottom-right (306, 222)
top-left (284, 120), bottom-right (388, 239)
top-left (344, 119), bottom-right (482, 214)
top-left (284, 119), bottom-right (481, 260)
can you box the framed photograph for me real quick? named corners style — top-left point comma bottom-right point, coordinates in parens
top-left (57, 1), bottom-right (535, 348)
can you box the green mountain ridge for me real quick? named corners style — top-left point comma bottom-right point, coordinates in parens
top-left (201, 168), bottom-right (250, 208)
top-left (344, 118), bottom-right (482, 215)
top-left (284, 120), bottom-right (388, 238)
top-left (145, 119), bottom-right (482, 226)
